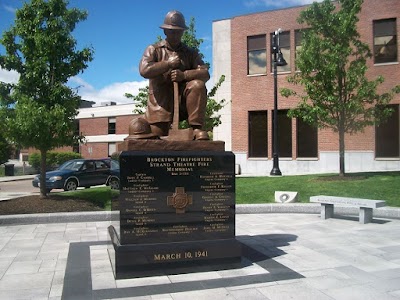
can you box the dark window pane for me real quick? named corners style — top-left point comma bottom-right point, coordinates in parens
top-left (248, 49), bottom-right (267, 75)
top-left (248, 35), bottom-right (267, 75)
top-left (295, 30), bottom-right (303, 46)
top-left (273, 110), bottom-right (292, 157)
top-left (374, 19), bottom-right (396, 36)
top-left (297, 119), bottom-right (318, 157)
top-left (249, 111), bottom-right (268, 157)
top-left (374, 19), bottom-right (397, 64)
top-left (279, 32), bottom-right (290, 48)
top-left (271, 31), bottom-right (291, 72)
top-left (248, 35), bottom-right (266, 51)
top-left (73, 120), bottom-right (80, 153)
top-left (376, 105), bottom-right (399, 157)
top-left (108, 117), bottom-right (116, 134)
top-left (74, 120), bottom-right (79, 136)
top-left (295, 29), bottom-right (307, 70)
top-left (72, 144), bottom-right (79, 153)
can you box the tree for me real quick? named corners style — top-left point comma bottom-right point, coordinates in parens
top-left (0, 133), bottom-right (12, 166)
top-left (124, 17), bottom-right (226, 135)
top-left (0, 0), bottom-right (94, 196)
top-left (281, 0), bottom-right (400, 176)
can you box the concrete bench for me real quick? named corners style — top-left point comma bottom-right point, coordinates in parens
top-left (310, 195), bottom-right (386, 224)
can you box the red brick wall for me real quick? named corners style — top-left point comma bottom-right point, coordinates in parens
top-left (116, 115), bottom-right (132, 134)
top-left (80, 117), bottom-right (108, 136)
top-left (80, 143), bottom-right (109, 159)
top-left (230, 0), bottom-right (400, 157)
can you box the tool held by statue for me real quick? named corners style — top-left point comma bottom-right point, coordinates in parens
top-left (165, 63), bottom-right (194, 141)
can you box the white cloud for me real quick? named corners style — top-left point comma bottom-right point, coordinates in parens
top-left (69, 76), bottom-right (149, 105)
top-left (2, 4), bottom-right (16, 13)
top-left (0, 70), bottom-right (147, 105)
top-left (244, 0), bottom-right (323, 8)
top-left (0, 68), bottom-right (19, 83)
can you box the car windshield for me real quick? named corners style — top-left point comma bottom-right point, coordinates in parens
top-left (58, 160), bottom-right (84, 171)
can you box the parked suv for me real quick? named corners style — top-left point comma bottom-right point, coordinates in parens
top-left (32, 158), bottom-right (120, 192)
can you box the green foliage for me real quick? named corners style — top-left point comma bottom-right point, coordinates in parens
top-left (55, 151), bottom-right (82, 165)
top-left (281, 0), bottom-right (400, 176)
top-left (27, 153), bottom-right (41, 170)
top-left (110, 151), bottom-right (120, 161)
top-left (182, 17), bottom-right (208, 69)
top-left (125, 86), bottom-right (149, 115)
top-left (204, 75), bottom-right (227, 131)
top-left (60, 186), bottom-right (114, 210)
top-left (0, 133), bottom-right (12, 165)
top-left (28, 151), bottom-right (82, 170)
top-left (0, 0), bottom-right (94, 195)
top-left (124, 17), bottom-right (226, 135)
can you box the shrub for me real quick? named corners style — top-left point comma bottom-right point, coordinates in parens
top-left (55, 152), bottom-right (82, 165)
top-left (28, 153), bottom-right (41, 170)
top-left (110, 151), bottom-right (121, 161)
top-left (28, 151), bottom-right (82, 171)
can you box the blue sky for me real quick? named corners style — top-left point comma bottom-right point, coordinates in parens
top-left (0, 0), bottom-right (318, 105)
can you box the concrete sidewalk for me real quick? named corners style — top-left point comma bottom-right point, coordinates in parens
top-left (0, 175), bottom-right (37, 201)
top-left (0, 213), bottom-right (400, 300)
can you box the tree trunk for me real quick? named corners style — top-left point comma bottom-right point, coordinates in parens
top-left (338, 128), bottom-right (346, 177)
top-left (39, 149), bottom-right (48, 198)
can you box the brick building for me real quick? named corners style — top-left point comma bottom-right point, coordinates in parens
top-left (19, 102), bottom-right (136, 161)
top-left (76, 103), bottom-right (135, 158)
top-left (212, 0), bottom-right (400, 175)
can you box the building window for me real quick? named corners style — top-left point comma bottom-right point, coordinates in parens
top-left (73, 120), bottom-right (80, 153)
top-left (274, 110), bottom-right (292, 158)
top-left (297, 118), bottom-right (318, 158)
top-left (376, 105), bottom-right (399, 158)
top-left (247, 35), bottom-right (267, 75)
top-left (373, 18), bottom-right (397, 64)
top-left (271, 31), bottom-right (290, 72)
top-left (249, 111), bottom-right (268, 157)
top-left (295, 29), bottom-right (304, 71)
top-left (108, 117), bottom-right (116, 134)
top-left (108, 143), bottom-right (117, 157)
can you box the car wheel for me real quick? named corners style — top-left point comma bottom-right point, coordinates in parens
top-left (64, 179), bottom-right (78, 191)
top-left (109, 177), bottom-right (120, 190)
top-left (46, 189), bottom-right (52, 194)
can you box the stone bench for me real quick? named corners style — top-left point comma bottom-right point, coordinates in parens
top-left (310, 195), bottom-right (386, 224)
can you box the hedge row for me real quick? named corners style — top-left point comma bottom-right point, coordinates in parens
top-left (28, 152), bottom-right (82, 171)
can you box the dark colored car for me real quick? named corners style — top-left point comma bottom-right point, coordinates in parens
top-left (32, 158), bottom-right (120, 192)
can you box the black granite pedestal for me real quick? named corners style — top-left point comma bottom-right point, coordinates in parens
top-left (108, 145), bottom-right (242, 279)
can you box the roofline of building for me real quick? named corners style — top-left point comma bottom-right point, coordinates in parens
top-left (77, 103), bottom-right (137, 119)
top-left (212, 0), bottom-right (336, 23)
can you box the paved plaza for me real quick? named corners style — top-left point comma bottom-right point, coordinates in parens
top-left (0, 211), bottom-right (399, 300)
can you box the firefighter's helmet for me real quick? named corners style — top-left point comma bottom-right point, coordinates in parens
top-left (128, 117), bottom-right (158, 139)
top-left (160, 10), bottom-right (188, 31)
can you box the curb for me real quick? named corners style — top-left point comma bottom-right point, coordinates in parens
top-left (0, 175), bottom-right (36, 183)
top-left (1, 203), bottom-right (399, 225)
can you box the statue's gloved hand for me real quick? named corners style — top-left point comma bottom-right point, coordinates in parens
top-left (167, 54), bottom-right (180, 69)
top-left (171, 69), bottom-right (185, 82)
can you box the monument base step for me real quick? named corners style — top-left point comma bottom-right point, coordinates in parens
top-left (108, 225), bottom-right (242, 279)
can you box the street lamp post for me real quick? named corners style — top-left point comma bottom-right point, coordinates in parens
top-left (270, 29), bottom-right (287, 176)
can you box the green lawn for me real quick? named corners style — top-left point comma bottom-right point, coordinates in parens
top-left (236, 172), bottom-right (400, 207)
top-left (58, 187), bottom-right (119, 210)
top-left (56, 171), bottom-right (400, 208)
